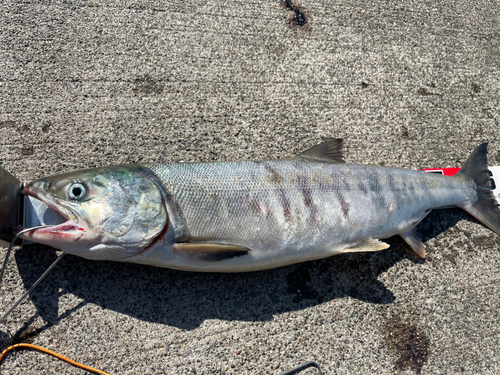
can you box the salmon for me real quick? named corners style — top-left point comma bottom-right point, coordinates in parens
top-left (20, 140), bottom-right (500, 272)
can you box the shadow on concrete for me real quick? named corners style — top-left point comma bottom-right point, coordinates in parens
top-left (10, 209), bottom-right (464, 333)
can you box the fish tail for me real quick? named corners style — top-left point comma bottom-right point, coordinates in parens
top-left (458, 143), bottom-right (500, 235)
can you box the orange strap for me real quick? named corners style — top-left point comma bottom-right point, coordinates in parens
top-left (0, 343), bottom-right (113, 375)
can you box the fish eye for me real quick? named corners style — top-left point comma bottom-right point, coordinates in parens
top-left (68, 183), bottom-right (87, 201)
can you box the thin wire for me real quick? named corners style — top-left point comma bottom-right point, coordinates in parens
top-left (0, 225), bottom-right (55, 285)
top-left (0, 252), bottom-right (66, 324)
top-left (0, 225), bottom-right (66, 324)
top-left (0, 343), bottom-right (113, 375)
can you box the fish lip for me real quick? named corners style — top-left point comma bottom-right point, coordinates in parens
top-left (15, 221), bottom-right (84, 239)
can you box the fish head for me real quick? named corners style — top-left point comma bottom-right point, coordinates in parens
top-left (20, 165), bottom-right (168, 260)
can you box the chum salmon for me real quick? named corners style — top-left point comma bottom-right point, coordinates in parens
top-left (19, 140), bottom-right (500, 272)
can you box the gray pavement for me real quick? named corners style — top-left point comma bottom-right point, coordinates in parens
top-left (1, 0), bottom-right (499, 374)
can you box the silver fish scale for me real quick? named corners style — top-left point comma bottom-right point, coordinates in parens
top-left (145, 160), bottom-right (472, 266)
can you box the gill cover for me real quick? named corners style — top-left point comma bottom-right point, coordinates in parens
top-left (22, 166), bottom-right (168, 260)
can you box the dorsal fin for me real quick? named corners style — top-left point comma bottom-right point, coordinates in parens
top-left (297, 138), bottom-right (345, 163)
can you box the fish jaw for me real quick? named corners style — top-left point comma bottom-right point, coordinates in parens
top-left (18, 183), bottom-right (92, 250)
top-left (19, 221), bottom-right (86, 246)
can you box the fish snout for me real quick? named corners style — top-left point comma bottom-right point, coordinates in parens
top-left (24, 180), bottom-right (50, 195)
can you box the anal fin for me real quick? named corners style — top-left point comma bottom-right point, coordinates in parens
top-left (173, 243), bottom-right (250, 262)
top-left (400, 229), bottom-right (426, 258)
top-left (342, 238), bottom-right (390, 253)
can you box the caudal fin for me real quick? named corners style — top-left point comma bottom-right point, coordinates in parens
top-left (458, 143), bottom-right (500, 235)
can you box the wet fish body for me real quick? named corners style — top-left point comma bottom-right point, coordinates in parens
top-left (20, 141), bottom-right (500, 272)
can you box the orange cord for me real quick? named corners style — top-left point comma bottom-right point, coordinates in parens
top-left (0, 343), bottom-right (113, 375)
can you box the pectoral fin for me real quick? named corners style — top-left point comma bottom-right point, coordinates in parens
top-left (342, 238), bottom-right (390, 253)
top-left (173, 243), bottom-right (250, 262)
top-left (400, 229), bottom-right (426, 258)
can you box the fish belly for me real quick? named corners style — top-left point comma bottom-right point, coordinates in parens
top-left (131, 161), bottom-right (472, 271)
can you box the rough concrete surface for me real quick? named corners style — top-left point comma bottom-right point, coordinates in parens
top-left (1, 0), bottom-right (499, 374)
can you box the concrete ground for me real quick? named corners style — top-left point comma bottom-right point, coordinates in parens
top-left (1, 0), bottom-right (499, 373)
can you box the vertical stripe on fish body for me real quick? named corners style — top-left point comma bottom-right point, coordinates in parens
top-left (139, 157), bottom-right (472, 271)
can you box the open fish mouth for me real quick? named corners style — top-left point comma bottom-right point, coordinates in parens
top-left (15, 185), bottom-right (86, 243)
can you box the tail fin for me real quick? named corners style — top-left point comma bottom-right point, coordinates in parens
top-left (458, 143), bottom-right (500, 235)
